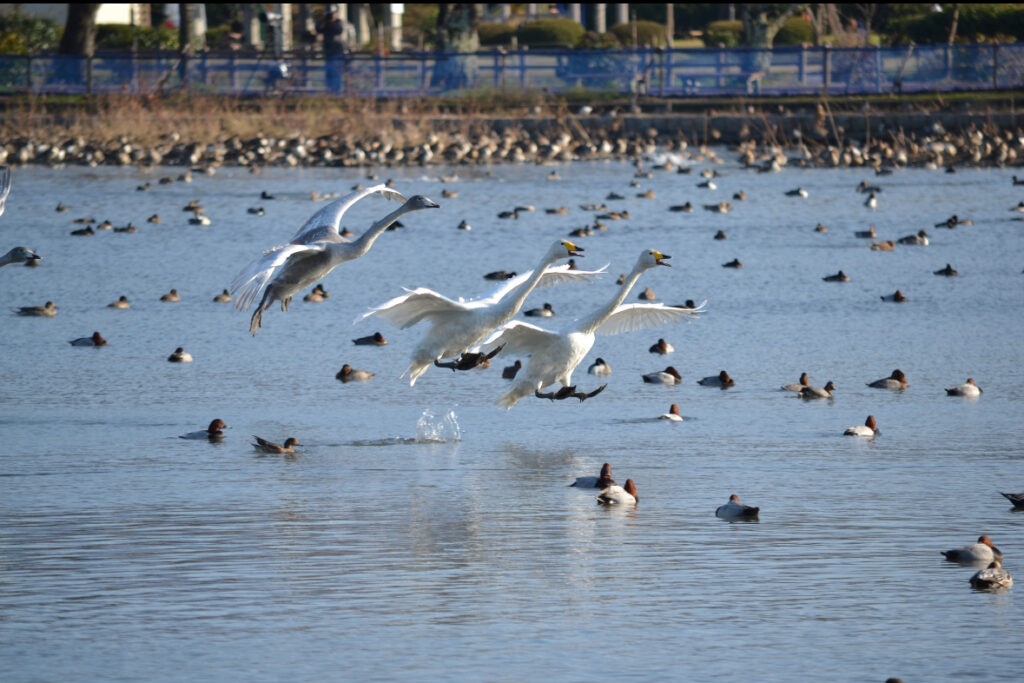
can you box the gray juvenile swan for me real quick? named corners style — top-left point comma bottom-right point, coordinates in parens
top-left (1, 246), bottom-right (39, 267)
top-left (231, 184), bottom-right (439, 335)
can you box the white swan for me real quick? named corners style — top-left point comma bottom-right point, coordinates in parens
top-left (359, 240), bottom-right (605, 386)
top-left (231, 184), bottom-right (439, 335)
top-left (1, 246), bottom-right (39, 267)
top-left (481, 249), bottom-right (704, 409)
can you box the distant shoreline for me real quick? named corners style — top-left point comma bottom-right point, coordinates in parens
top-left (1, 93), bottom-right (1021, 169)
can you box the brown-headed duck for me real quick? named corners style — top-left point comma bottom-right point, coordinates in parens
top-left (880, 289), bottom-right (907, 302)
top-left (945, 378), bottom-right (982, 397)
top-left (942, 535), bottom-right (1002, 564)
top-left (715, 494), bottom-right (759, 519)
top-left (868, 369), bottom-right (908, 390)
top-left (180, 419), bottom-right (227, 441)
top-left (659, 404), bottom-right (684, 421)
top-left (353, 331), bottom-right (387, 346)
top-left (870, 240), bottom-right (895, 251)
top-left (336, 364), bottom-right (374, 382)
top-left (107, 296), bottom-right (130, 309)
top-left (698, 370), bottom-right (735, 388)
top-left (643, 366), bottom-right (683, 385)
top-left (781, 372), bottom-right (810, 392)
top-left (69, 331), bottom-right (106, 347)
top-left (638, 287), bottom-right (656, 301)
top-left (571, 462), bottom-right (616, 488)
top-left (597, 479), bottom-right (637, 505)
top-left (844, 414), bottom-right (878, 437)
top-left (213, 289), bottom-right (232, 303)
top-left (160, 289), bottom-right (181, 302)
top-left (649, 338), bottom-right (674, 354)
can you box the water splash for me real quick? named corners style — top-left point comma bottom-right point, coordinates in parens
top-left (415, 408), bottom-right (461, 443)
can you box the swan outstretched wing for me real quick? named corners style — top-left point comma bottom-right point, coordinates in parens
top-left (358, 287), bottom-right (471, 328)
top-left (534, 262), bottom-right (609, 290)
top-left (481, 320), bottom-right (560, 356)
top-left (230, 243), bottom-right (325, 312)
top-left (471, 263), bottom-right (609, 306)
top-left (290, 184), bottom-right (407, 244)
top-left (594, 302), bottom-right (706, 336)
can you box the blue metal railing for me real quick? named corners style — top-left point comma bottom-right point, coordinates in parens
top-left (0, 44), bottom-right (1021, 97)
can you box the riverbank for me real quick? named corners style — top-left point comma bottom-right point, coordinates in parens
top-left (1, 93), bottom-right (1021, 169)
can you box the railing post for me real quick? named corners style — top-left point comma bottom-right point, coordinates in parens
top-left (798, 44), bottom-right (806, 83)
top-left (375, 55), bottom-right (383, 93)
top-left (715, 47), bottom-right (724, 89)
top-left (25, 54), bottom-right (31, 93)
top-left (874, 45), bottom-right (882, 93)
top-left (86, 55), bottom-right (94, 95)
top-left (992, 41), bottom-right (999, 90)
top-left (822, 45), bottom-right (831, 95)
top-left (519, 50), bottom-right (526, 88)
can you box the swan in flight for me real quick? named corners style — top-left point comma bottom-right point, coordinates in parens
top-left (481, 249), bottom-right (704, 409)
top-left (231, 184), bottom-right (439, 335)
top-left (359, 240), bottom-right (605, 386)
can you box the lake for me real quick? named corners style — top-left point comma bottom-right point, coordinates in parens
top-left (1, 154), bottom-right (1022, 681)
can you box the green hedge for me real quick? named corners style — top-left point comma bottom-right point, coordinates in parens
top-left (577, 31), bottom-right (621, 49)
top-left (478, 22), bottom-right (515, 47)
top-left (705, 19), bottom-right (742, 47)
top-left (609, 20), bottom-right (668, 47)
top-left (775, 17), bottom-right (814, 45)
top-left (515, 18), bottom-right (585, 49)
top-left (0, 13), bottom-right (62, 53)
top-left (96, 24), bottom-right (179, 50)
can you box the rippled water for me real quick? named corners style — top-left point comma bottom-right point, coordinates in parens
top-left (2, 155), bottom-right (1022, 681)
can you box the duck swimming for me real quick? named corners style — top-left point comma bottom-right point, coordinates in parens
top-left (253, 436), bottom-right (300, 454)
top-left (781, 372), bottom-right (809, 392)
top-left (867, 369), bottom-right (908, 390)
top-left (570, 462), bottom-right (616, 488)
top-left (799, 380), bottom-right (835, 399)
top-left (649, 338), bottom-right (674, 354)
top-left (659, 404), bottom-right (684, 421)
top-left (336, 364), bottom-right (374, 382)
top-left (970, 561), bottom-right (1013, 589)
top-left (643, 366), bottom-right (683, 385)
top-left (108, 295), bottom-right (130, 309)
top-left (597, 479), bottom-right (638, 505)
top-left (942, 535), bottom-right (1002, 564)
top-left (587, 357), bottom-right (611, 376)
top-left (698, 370), bottom-right (735, 388)
top-left (69, 331), bottom-right (106, 347)
top-left (999, 492), bottom-right (1024, 508)
top-left (180, 419), bottom-right (227, 441)
top-left (16, 301), bottom-right (56, 317)
top-left (213, 289), bottom-right (232, 303)
top-left (844, 414), bottom-right (878, 437)
top-left (168, 347), bottom-right (193, 363)
top-left (353, 331), bottom-right (387, 346)
top-left (160, 289), bottom-right (181, 302)
top-left (524, 302), bottom-right (555, 318)
top-left (823, 270), bottom-right (850, 282)
top-left (715, 494), bottom-right (759, 520)
top-left (934, 263), bottom-right (958, 276)
top-left (502, 359), bottom-right (522, 379)
top-left (880, 290), bottom-right (907, 302)
top-left (945, 378), bottom-right (982, 396)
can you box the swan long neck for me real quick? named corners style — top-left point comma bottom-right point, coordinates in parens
top-left (578, 263), bottom-right (646, 335)
top-left (496, 252), bottom-right (561, 319)
top-left (349, 203), bottom-right (415, 257)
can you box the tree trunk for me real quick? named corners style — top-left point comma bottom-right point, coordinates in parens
top-left (741, 4), bottom-right (807, 71)
top-left (58, 3), bottom-right (101, 56)
top-left (947, 3), bottom-right (960, 45)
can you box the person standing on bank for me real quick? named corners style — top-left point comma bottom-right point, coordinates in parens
top-left (319, 5), bottom-right (345, 93)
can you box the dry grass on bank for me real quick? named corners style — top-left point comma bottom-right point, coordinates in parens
top-left (0, 94), bottom-right (526, 146)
